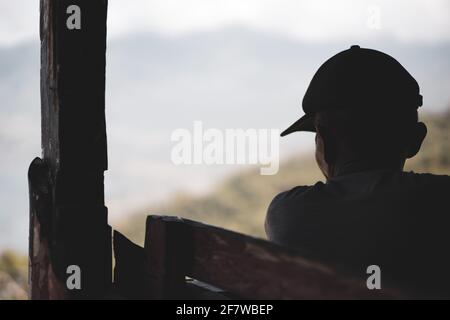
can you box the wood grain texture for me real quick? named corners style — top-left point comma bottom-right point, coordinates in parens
top-left (145, 215), bottom-right (401, 299)
top-left (30, 0), bottom-right (111, 299)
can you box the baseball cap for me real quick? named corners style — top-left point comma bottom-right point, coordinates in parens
top-left (281, 45), bottom-right (423, 136)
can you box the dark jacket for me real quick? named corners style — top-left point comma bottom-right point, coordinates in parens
top-left (266, 170), bottom-right (450, 297)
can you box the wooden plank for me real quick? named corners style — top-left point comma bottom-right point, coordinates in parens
top-left (28, 158), bottom-right (66, 299)
top-left (114, 229), bottom-right (229, 300)
top-left (29, 0), bottom-right (111, 299)
top-left (145, 215), bottom-right (401, 299)
top-left (144, 217), bottom-right (191, 299)
top-left (113, 231), bottom-right (150, 299)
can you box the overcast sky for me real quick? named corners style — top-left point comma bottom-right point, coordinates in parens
top-left (0, 0), bottom-right (449, 47)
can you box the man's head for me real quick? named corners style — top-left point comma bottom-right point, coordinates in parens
top-left (313, 108), bottom-right (427, 179)
top-left (281, 45), bottom-right (426, 179)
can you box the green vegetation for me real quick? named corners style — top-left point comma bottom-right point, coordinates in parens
top-left (120, 109), bottom-right (450, 245)
top-left (0, 250), bottom-right (28, 300)
top-left (407, 110), bottom-right (450, 175)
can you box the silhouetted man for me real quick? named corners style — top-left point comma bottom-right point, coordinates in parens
top-left (266, 45), bottom-right (450, 298)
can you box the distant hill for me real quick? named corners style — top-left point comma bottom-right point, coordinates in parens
top-left (120, 109), bottom-right (450, 245)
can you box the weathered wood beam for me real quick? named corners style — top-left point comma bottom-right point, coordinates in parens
top-left (113, 231), bottom-right (150, 299)
top-left (144, 216), bottom-right (402, 299)
top-left (144, 217), bottom-right (190, 299)
top-left (29, 0), bottom-right (111, 299)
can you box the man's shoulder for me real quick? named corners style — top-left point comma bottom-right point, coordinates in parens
top-left (268, 182), bottom-right (325, 210)
top-left (265, 184), bottom-right (320, 242)
top-left (267, 171), bottom-right (450, 213)
top-left (400, 171), bottom-right (450, 180)
top-left (268, 171), bottom-right (450, 207)
top-left (393, 171), bottom-right (450, 189)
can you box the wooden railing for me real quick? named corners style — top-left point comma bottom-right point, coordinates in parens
top-left (113, 215), bottom-right (400, 299)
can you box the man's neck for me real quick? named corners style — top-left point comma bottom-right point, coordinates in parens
top-left (332, 158), bottom-right (404, 178)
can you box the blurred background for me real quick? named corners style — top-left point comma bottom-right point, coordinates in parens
top-left (0, 0), bottom-right (449, 299)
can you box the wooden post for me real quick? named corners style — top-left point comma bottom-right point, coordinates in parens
top-left (144, 217), bottom-right (191, 299)
top-left (29, 0), bottom-right (111, 299)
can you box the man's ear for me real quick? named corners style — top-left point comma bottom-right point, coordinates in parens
top-left (317, 125), bottom-right (337, 166)
top-left (406, 122), bottom-right (427, 159)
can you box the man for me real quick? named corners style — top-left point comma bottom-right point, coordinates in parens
top-left (266, 45), bottom-right (450, 297)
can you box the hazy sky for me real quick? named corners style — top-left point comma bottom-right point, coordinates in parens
top-left (0, 0), bottom-right (449, 46)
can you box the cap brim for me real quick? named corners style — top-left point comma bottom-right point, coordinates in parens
top-left (280, 114), bottom-right (315, 136)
